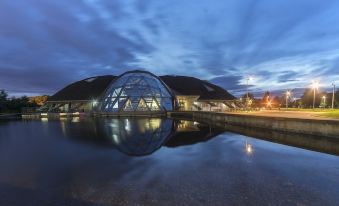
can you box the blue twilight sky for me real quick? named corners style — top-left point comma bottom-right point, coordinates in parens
top-left (1, 0), bottom-right (339, 97)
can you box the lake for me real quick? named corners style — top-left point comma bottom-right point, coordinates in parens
top-left (0, 117), bottom-right (338, 206)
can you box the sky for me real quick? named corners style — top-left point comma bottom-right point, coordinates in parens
top-left (1, 0), bottom-right (339, 97)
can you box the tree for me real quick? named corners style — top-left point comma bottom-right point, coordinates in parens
top-left (271, 96), bottom-right (281, 108)
top-left (335, 90), bottom-right (339, 108)
top-left (0, 90), bottom-right (38, 113)
top-left (241, 92), bottom-right (255, 108)
top-left (261, 91), bottom-right (270, 107)
top-left (300, 88), bottom-right (321, 108)
top-left (0, 90), bottom-right (8, 112)
top-left (0, 90), bottom-right (7, 101)
top-left (29, 95), bottom-right (49, 106)
top-left (242, 92), bottom-right (254, 101)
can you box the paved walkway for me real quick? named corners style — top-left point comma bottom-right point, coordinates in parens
top-left (225, 110), bottom-right (339, 121)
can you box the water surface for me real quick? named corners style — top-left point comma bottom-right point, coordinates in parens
top-left (0, 118), bottom-right (338, 206)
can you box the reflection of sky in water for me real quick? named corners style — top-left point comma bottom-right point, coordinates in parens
top-left (0, 119), bottom-right (338, 205)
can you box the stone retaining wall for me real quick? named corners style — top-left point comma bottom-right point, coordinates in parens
top-left (168, 111), bottom-right (339, 138)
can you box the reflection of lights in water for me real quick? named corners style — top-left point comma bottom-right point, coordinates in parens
top-left (59, 117), bottom-right (67, 121)
top-left (245, 139), bottom-right (253, 155)
top-left (41, 117), bottom-right (48, 122)
top-left (246, 144), bottom-right (253, 154)
top-left (149, 119), bottom-right (161, 129)
top-left (110, 120), bottom-right (118, 128)
top-left (125, 119), bottom-right (131, 132)
top-left (112, 134), bottom-right (120, 144)
top-left (60, 120), bottom-right (66, 135)
top-left (71, 117), bottom-right (80, 123)
top-left (178, 120), bottom-right (191, 128)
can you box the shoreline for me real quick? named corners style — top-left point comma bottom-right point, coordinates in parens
top-left (168, 111), bottom-right (339, 138)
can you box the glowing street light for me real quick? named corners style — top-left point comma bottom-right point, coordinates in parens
top-left (332, 83), bottom-right (336, 109)
top-left (267, 101), bottom-right (272, 107)
top-left (246, 76), bottom-right (253, 110)
top-left (285, 90), bottom-right (291, 109)
top-left (246, 76), bottom-right (253, 99)
top-left (311, 80), bottom-right (319, 109)
top-left (92, 99), bottom-right (98, 110)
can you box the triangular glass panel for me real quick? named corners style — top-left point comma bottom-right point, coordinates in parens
top-left (111, 97), bottom-right (116, 103)
top-left (131, 101), bottom-right (139, 110)
top-left (118, 98), bottom-right (127, 108)
top-left (120, 89), bottom-right (127, 97)
top-left (115, 87), bottom-right (121, 95)
top-left (113, 101), bottom-right (118, 109)
top-left (137, 98), bottom-right (148, 111)
top-left (123, 99), bottom-right (133, 111)
top-left (151, 98), bottom-right (160, 110)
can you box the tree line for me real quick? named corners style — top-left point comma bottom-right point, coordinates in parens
top-left (242, 89), bottom-right (339, 109)
top-left (0, 90), bottom-right (48, 113)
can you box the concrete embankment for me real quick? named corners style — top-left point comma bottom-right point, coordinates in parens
top-left (168, 111), bottom-right (339, 138)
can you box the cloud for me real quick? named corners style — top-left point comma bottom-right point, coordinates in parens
top-left (1, 0), bottom-right (339, 97)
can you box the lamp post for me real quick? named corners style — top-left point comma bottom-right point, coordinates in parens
top-left (285, 90), bottom-right (291, 109)
top-left (246, 76), bottom-right (253, 110)
top-left (332, 83), bottom-right (336, 109)
top-left (322, 95), bottom-right (326, 108)
top-left (312, 80), bottom-right (319, 109)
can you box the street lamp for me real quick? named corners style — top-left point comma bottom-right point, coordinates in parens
top-left (332, 83), bottom-right (336, 109)
top-left (246, 76), bottom-right (253, 110)
top-left (311, 80), bottom-right (319, 109)
top-left (322, 95), bottom-right (326, 107)
top-left (285, 90), bottom-right (291, 109)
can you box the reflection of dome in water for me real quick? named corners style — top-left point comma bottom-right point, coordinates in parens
top-left (101, 118), bottom-right (174, 156)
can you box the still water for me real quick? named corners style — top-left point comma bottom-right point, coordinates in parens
top-left (0, 117), bottom-right (338, 206)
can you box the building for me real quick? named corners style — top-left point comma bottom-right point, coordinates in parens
top-left (44, 70), bottom-right (240, 113)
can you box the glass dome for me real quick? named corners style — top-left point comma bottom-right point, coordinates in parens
top-left (100, 71), bottom-right (174, 112)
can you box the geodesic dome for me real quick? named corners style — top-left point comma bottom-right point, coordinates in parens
top-left (100, 70), bottom-right (174, 112)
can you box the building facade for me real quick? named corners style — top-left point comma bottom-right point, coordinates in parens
top-left (44, 70), bottom-right (240, 113)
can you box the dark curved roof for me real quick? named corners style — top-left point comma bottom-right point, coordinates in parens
top-left (48, 73), bottom-right (235, 102)
top-left (160, 75), bottom-right (236, 100)
top-left (111, 70), bottom-right (176, 98)
top-left (48, 75), bottom-right (116, 101)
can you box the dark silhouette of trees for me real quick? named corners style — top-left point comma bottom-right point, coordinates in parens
top-left (300, 88), bottom-right (320, 108)
top-left (271, 96), bottom-right (281, 108)
top-left (0, 89), bottom-right (37, 113)
top-left (242, 92), bottom-right (254, 100)
top-left (261, 91), bottom-right (270, 107)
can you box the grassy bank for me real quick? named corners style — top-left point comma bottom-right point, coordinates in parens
top-left (277, 108), bottom-right (339, 119)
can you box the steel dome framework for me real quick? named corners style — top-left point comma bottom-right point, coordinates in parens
top-left (100, 71), bottom-right (174, 112)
